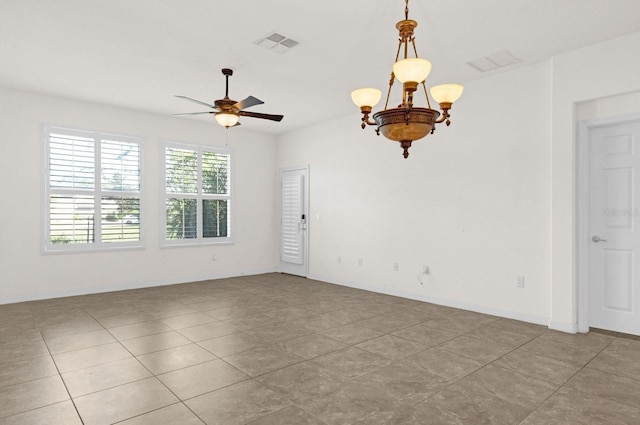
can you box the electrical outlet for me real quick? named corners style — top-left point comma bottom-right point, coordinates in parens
top-left (393, 262), bottom-right (399, 271)
top-left (516, 275), bottom-right (525, 288)
top-left (337, 255), bottom-right (342, 264)
top-left (212, 254), bottom-right (217, 261)
top-left (422, 265), bottom-right (430, 274)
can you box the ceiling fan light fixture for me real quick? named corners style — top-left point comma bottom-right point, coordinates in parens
top-left (215, 112), bottom-right (239, 128)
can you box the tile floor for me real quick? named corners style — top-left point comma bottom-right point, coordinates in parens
top-left (1, 273), bottom-right (639, 424)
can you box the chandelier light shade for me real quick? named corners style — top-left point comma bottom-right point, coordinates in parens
top-left (215, 111), bottom-right (240, 128)
top-left (351, 88), bottom-right (382, 109)
top-left (392, 58), bottom-right (432, 84)
top-left (430, 84), bottom-right (464, 104)
top-left (351, 0), bottom-right (464, 158)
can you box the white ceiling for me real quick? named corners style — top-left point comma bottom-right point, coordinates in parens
top-left (2, 0), bottom-right (640, 135)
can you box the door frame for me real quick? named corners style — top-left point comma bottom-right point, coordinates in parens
top-left (278, 165), bottom-right (310, 276)
top-left (577, 113), bottom-right (640, 333)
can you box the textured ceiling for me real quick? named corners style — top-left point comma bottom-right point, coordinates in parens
top-left (2, 0), bottom-right (640, 134)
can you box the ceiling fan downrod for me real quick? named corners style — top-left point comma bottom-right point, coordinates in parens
top-left (221, 68), bottom-right (233, 98)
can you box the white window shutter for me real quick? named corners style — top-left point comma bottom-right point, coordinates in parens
top-left (281, 174), bottom-right (304, 264)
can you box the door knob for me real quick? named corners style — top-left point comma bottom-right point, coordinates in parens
top-left (591, 235), bottom-right (607, 243)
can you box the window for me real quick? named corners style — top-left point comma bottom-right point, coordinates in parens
top-left (163, 143), bottom-right (231, 245)
top-left (44, 127), bottom-right (142, 252)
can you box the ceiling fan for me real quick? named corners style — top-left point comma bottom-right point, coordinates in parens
top-left (174, 68), bottom-right (284, 128)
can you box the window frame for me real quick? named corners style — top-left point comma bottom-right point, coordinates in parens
top-left (42, 126), bottom-right (144, 254)
top-left (161, 141), bottom-right (233, 246)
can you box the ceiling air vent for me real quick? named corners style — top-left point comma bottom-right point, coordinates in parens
top-left (467, 50), bottom-right (521, 72)
top-left (255, 32), bottom-right (299, 54)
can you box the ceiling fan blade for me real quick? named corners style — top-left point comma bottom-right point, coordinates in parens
top-left (172, 112), bottom-right (213, 116)
top-left (175, 95), bottom-right (216, 109)
top-left (239, 110), bottom-right (284, 122)
top-left (233, 96), bottom-right (264, 111)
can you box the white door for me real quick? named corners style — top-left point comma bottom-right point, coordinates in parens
top-left (589, 120), bottom-right (640, 335)
top-left (280, 167), bottom-right (308, 276)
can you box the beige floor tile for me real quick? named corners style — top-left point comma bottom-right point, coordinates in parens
top-left (319, 322), bottom-right (385, 345)
top-left (311, 346), bottom-right (391, 379)
top-left (351, 361), bottom-right (450, 408)
top-left (137, 343), bottom-right (217, 375)
top-left (142, 302), bottom-right (198, 319)
top-left (277, 334), bottom-right (347, 359)
top-left (0, 356), bottom-right (58, 388)
top-left (185, 380), bottom-right (289, 425)
top-left (74, 377), bottom-right (178, 425)
top-left (204, 305), bottom-right (266, 320)
top-left (519, 410), bottom-right (589, 425)
top-left (53, 342), bottom-right (132, 373)
top-left (109, 321), bottom-right (172, 341)
top-left (243, 321), bottom-right (311, 342)
top-left (39, 319), bottom-right (103, 340)
top-left (197, 332), bottom-right (270, 357)
top-left (451, 364), bottom-right (558, 410)
top-left (488, 318), bottom-right (549, 338)
top-left (117, 403), bottom-right (205, 425)
top-left (535, 387), bottom-right (640, 424)
top-left (438, 335), bottom-right (512, 363)
top-left (248, 405), bottom-right (326, 425)
top-left (400, 347), bottom-right (485, 382)
top-left (494, 348), bottom-right (582, 386)
top-left (256, 361), bottom-right (346, 406)
top-left (159, 312), bottom-right (218, 330)
top-left (2, 274), bottom-right (640, 425)
top-left (465, 324), bottom-right (537, 349)
top-left (157, 359), bottom-right (248, 399)
top-left (413, 388), bottom-right (532, 425)
top-left (521, 333), bottom-right (607, 366)
top-left (177, 321), bottom-right (238, 342)
top-left (563, 367), bottom-right (640, 409)
top-left (303, 379), bottom-right (404, 425)
top-left (121, 331), bottom-right (192, 356)
top-left (45, 329), bottom-right (115, 354)
top-left (222, 346), bottom-right (304, 377)
top-left (587, 338), bottom-right (640, 379)
top-left (0, 375), bottom-right (69, 419)
top-left (355, 334), bottom-right (427, 360)
top-left (0, 400), bottom-right (82, 425)
top-left (391, 324), bottom-right (457, 347)
top-left (61, 357), bottom-right (151, 397)
top-left (346, 315), bottom-right (410, 333)
top-left (262, 306), bottom-right (317, 321)
top-left (97, 312), bottom-right (155, 329)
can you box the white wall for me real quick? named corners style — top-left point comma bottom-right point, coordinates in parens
top-left (550, 31), bottom-right (640, 332)
top-left (0, 87), bottom-right (279, 303)
top-left (277, 62), bottom-right (554, 324)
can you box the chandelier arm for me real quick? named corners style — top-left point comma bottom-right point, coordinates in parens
top-left (421, 81), bottom-right (432, 109)
top-left (434, 108), bottom-right (451, 125)
top-left (384, 75), bottom-right (395, 110)
top-left (409, 38), bottom-right (433, 109)
top-left (384, 38), bottom-right (404, 110)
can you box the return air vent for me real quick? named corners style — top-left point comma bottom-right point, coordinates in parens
top-left (255, 32), bottom-right (299, 54)
top-left (467, 50), bottom-right (521, 72)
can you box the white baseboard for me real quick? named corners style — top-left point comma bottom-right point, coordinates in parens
top-left (0, 266), bottom-right (279, 306)
top-left (308, 273), bottom-right (551, 329)
top-left (548, 320), bottom-right (579, 334)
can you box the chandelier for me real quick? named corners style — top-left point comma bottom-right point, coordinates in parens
top-left (351, 0), bottom-right (464, 158)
